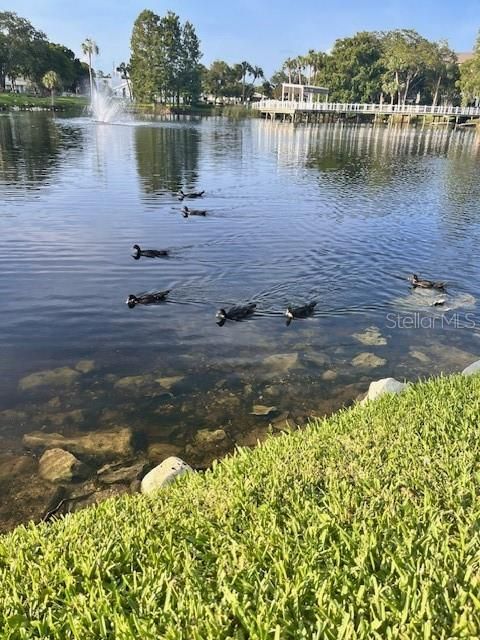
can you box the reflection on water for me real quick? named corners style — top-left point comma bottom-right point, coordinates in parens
top-left (1, 113), bottom-right (480, 529)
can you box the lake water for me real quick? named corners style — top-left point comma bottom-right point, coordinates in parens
top-left (1, 112), bottom-right (480, 525)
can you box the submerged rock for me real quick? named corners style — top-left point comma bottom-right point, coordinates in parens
top-left (23, 427), bottom-right (134, 460)
top-left (462, 359), bottom-right (480, 376)
top-left (353, 326), bottom-right (387, 346)
top-left (39, 448), bottom-right (89, 483)
top-left (262, 353), bottom-right (300, 374)
top-left (251, 404), bottom-right (277, 416)
top-left (156, 376), bottom-right (184, 390)
top-left (351, 352), bottom-right (387, 369)
top-left (147, 442), bottom-right (183, 462)
top-left (322, 369), bottom-right (337, 381)
top-left (18, 367), bottom-right (80, 392)
top-left (75, 359), bottom-right (96, 374)
top-left (0, 454), bottom-right (37, 480)
top-left (360, 378), bottom-right (407, 405)
top-left (140, 457), bottom-right (192, 494)
top-left (409, 350), bottom-right (430, 364)
top-left (97, 459), bottom-right (149, 485)
top-left (193, 428), bottom-right (227, 447)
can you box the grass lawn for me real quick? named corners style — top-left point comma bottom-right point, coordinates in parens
top-left (1, 374), bottom-right (480, 638)
top-left (0, 94), bottom-right (88, 110)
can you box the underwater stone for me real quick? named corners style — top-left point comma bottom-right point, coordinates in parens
top-left (140, 457), bottom-right (192, 494)
top-left (18, 367), bottom-right (81, 391)
top-left (75, 360), bottom-right (96, 374)
top-left (23, 427), bottom-right (134, 460)
top-left (352, 326), bottom-right (387, 346)
top-left (351, 353), bottom-right (387, 369)
top-left (39, 448), bottom-right (89, 483)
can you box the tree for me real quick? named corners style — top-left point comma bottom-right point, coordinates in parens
top-left (130, 10), bottom-right (161, 103)
top-left (458, 32), bottom-right (480, 106)
top-left (157, 11), bottom-right (182, 103)
top-left (178, 21), bottom-right (202, 104)
top-left (381, 30), bottom-right (433, 105)
top-left (239, 61), bottom-right (253, 102)
top-left (42, 69), bottom-right (61, 106)
top-left (320, 32), bottom-right (384, 102)
top-left (251, 65), bottom-right (264, 85)
top-left (424, 41), bottom-right (459, 106)
top-left (81, 38), bottom-right (99, 96)
top-left (203, 60), bottom-right (232, 102)
top-left (116, 61), bottom-right (132, 99)
top-left (0, 12), bottom-right (46, 91)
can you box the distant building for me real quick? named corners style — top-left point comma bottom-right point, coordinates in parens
top-left (281, 83), bottom-right (329, 103)
top-left (4, 76), bottom-right (30, 94)
top-left (457, 52), bottom-right (474, 65)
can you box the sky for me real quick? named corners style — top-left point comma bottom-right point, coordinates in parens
top-left (6, 0), bottom-right (480, 77)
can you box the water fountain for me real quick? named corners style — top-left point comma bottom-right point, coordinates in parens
top-left (89, 85), bottom-right (129, 124)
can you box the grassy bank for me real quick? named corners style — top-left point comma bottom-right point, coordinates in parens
top-left (1, 374), bottom-right (480, 638)
top-left (0, 93), bottom-right (88, 111)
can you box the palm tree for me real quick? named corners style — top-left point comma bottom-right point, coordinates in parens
top-left (81, 38), bottom-right (99, 96)
top-left (251, 66), bottom-right (264, 85)
top-left (42, 70), bottom-right (61, 108)
top-left (239, 61), bottom-right (253, 103)
top-left (282, 58), bottom-right (296, 83)
top-left (116, 62), bottom-right (132, 100)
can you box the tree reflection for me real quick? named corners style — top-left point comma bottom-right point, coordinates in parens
top-left (134, 124), bottom-right (200, 195)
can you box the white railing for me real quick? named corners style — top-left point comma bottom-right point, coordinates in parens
top-left (252, 100), bottom-right (480, 117)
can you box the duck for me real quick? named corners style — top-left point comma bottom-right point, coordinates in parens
top-left (132, 244), bottom-right (169, 259)
top-left (182, 206), bottom-right (207, 218)
top-left (216, 303), bottom-right (257, 326)
top-left (285, 301), bottom-right (317, 326)
top-left (178, 190), bottom-right (205, 201)
top-left (409, 274), bottom-right (445, 290)
top-left (126, 290), bottom-right (170, 308)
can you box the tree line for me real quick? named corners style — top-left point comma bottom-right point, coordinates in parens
top-left (271, 30), bottom-right (479, 107)
top-left (0, 11), bottom-right (88, 94)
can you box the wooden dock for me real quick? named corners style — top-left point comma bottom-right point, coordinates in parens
top-left (252, 100), bottom-right (480, 125)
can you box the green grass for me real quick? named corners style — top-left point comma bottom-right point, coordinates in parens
top-left (0, 94), bottom-right (88, 110)
top-left (2, 374), bottom-right (480, 638)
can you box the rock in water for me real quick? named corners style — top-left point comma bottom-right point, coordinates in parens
top-left (18, 367), bottom-right (81, 391)
top-left (360, 378), bottom-right (407, 405)
top-left (23, 427), bottom-right (134, 460)
top-left (351, 353), bottom-right (387, 369)
top-left (251, 405), bottom-right (277, 416)
top-left (39, 448), bottom-right (89, 483)
top-left (75, 359), bottom-right (96, 374)
top-left (140, 457), bottom-right (192, 494)
top-left (352, 326), bottom-right (387, 346)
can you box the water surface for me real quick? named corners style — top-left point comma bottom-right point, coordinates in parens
top-left (1, 112), bottom-right (480, 480)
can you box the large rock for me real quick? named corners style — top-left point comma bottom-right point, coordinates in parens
top-left (18, 367), bottom-right (80, 391)
top-left (262, 353), bottom-right (301, 374)
top-left (97, 459), bottom-right (149, 485)
top-left (39, 448), bottom-right (88, 483)
top-left (193, 428), bottom-right (227, 447)
top-left (353, 326), bottom-right (387, 346)
top-left (140, 457), bottom-right (192, 494)
top-left (75, 359), bottom-right (95, 374)
top-left (147, 442), bottom-right (183, 462)
top-left (462, 359), bottom-right (480, 376)
top-left (351, 352), bottom-right (387, 369)
top-left (360, 378), bottom-right (407, 405)
top-left (23, 427), bottom-right (134, 460)
top-left (0, 454), bottom-right (37, 480)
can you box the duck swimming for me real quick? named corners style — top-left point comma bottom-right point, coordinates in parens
top-left (132, 244), bottom-right (169, 259)
top-left (216, 303), bottom-right (256, 326)
top-left (182, 206), bottom-right (207, 218)
top-left (178, 190), bottom-right (205, 201)
top-left (409, 274), bottom-right (445, 290)
top-left (126, 290), bottom-right (170, 308)
top-left (285, 301), bottom-right (317, 326)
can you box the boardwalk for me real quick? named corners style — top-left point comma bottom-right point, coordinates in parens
top-left (252, 100), bottom-right (480, 123)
